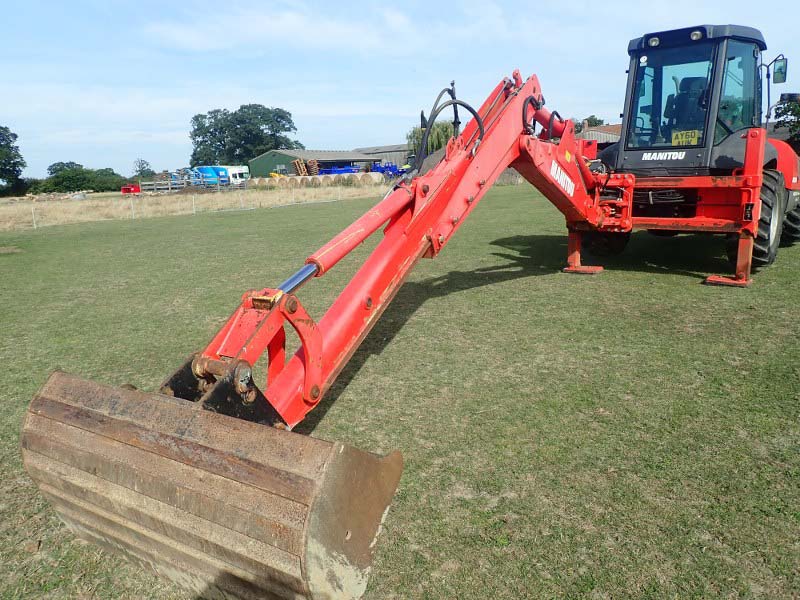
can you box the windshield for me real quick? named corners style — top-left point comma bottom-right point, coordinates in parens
top-left (627, 43), bottom-right (715, 149)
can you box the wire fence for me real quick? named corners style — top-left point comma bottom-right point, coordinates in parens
top-left (0, 185), bottom-right (391, 232)
top-left (138, 175), bottom-right (248, 194)
top-left (0, 171), bottom-right (526, 233)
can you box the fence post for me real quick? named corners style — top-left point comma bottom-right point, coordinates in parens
top-left (31, 205), bottom-right (37, 229)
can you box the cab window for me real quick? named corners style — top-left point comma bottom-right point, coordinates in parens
top-left (715, 40), bottom-right (760, 143)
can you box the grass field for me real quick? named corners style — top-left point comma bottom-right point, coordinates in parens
top-left (1, 185), bottom-right (798, 599)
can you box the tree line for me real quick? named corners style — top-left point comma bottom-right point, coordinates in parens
top-left (0, 128), bottom-right (147, 195)
top-left (2, 101), bottom-right (799, 197)
top-left (0, 104), bottom-right (305, 196)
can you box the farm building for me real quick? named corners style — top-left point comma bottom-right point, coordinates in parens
top-left (249, 149), bottom-right (377, 177)
top-left (352, 143), bottom-right (410, 167)
top-left (577, 123), bottom-right (622, 144)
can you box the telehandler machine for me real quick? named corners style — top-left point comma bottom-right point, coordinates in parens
top-left (22, 24), bottom-right (800, 600)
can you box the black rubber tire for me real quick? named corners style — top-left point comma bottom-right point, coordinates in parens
top-left (781, 201), bottom-right (800, 246)
top-left (726, 169), bottom-right (786, 267)
top-left (582, 231), bottom-right (631, 256)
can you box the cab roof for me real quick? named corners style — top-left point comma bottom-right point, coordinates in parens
top-left (628, 24), bottom-right (767, 53)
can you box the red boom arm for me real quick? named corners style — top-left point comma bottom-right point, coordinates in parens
top-left (192, 71), bottom-right (635, 428)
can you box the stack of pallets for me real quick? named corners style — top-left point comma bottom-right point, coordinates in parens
top-left (292, 159), bottom-right (308, 176)
top-left (307, 160), bottom-right (320, 175)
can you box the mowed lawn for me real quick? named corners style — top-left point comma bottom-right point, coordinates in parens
top-left (1, 185), bottom-right (798, 599)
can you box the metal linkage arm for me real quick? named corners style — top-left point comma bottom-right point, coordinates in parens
top-left (190, 70), bottom-right (635, 428)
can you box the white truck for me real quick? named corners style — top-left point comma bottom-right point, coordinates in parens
top-left (219, 165), bottom-right (250, 186)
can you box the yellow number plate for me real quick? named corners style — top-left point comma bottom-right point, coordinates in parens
top-left (672, 130), bottom-right (700, 146)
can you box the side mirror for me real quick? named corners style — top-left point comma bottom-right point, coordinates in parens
top-left (774, 58), bottom-right (788, 84)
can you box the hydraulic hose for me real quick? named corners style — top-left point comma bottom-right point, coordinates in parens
top-left (413, 99), bottom-right (486, 172)
top-left (522, 95), bottom-right (543, 134)
top-left (416, 84), bottom-right (459, 169)
top-left (547, 110), bottom-right (564, 140)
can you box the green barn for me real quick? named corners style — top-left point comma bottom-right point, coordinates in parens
top-left (248, 149), bottom-right (377, 177)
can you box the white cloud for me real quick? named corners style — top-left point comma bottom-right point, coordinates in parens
top-left (145, 6), bottom-right (404, 54)
top-left (142, 1), bottom-right (516, 57)
top-left (5, 80), bottom-right (414, 127)
top-left (5, 77), bottom-right (422, 176)
top-left (28, 128), bottom-right (188, 146)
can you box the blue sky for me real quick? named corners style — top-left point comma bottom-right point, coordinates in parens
top-left (3, 0), bottom-right (798, 178)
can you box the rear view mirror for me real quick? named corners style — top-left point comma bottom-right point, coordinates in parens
top-left (774, 58), bottom-right (787, 84)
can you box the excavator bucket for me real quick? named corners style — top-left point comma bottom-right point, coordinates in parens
top-left (21, 371), bottom-right (403, 600)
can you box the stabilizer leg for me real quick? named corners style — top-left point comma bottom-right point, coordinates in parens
top-left (563, 230), bottom-right (603, 275)
top-left (705, 234), bottom-right (753, 287)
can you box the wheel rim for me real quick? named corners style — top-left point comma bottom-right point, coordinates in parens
top-left (769, 203), bottom-right (779, 248)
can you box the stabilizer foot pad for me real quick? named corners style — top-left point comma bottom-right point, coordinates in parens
top-left (704, 275), bottom-right (751, 287)
top-left (563, 266), bottom-right (604, 275)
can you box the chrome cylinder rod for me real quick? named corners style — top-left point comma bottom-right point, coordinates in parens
top-left (278, 263), bottom-right (319, 295)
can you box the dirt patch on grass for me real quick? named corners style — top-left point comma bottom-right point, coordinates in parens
top-left (0, 245), bottom-right (21, 254)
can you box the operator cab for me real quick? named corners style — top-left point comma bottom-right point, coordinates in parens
top-left (602, 25), bottom-right (781, 176)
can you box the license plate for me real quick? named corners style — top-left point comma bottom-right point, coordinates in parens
top-left (672, 130), bottom-right (700, 146)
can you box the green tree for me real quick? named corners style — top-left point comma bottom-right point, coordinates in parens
top-left (0, 126), bottom-right (26, 190)
top-left (189, 105), bottom-right (303, 166)
top-left (227, 104), bottom-right (303, 163)
top-left (775, 96), bottom-right (800, 151)
top-left (190, 108), bottom-right (230, 165)
top-left (133, 158), bottom-right (155, 178)
top-left (41, 168), bottom-right (94, 192)
top-left (574, 115), bottom-right (605, 134)
top-left (406, 121), bottom-right (454, 158)
top-left (32, 167), bottom-right (128, 194)
top-left (91, 168), bottom-right (128, 191)
top-left (47, 161), bottom-right (84, 176)
top-left (585, 115), bottom-right (605, 128)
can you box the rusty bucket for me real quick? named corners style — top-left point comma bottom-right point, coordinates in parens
top-left (21, 372), bottom-right (402, 600)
